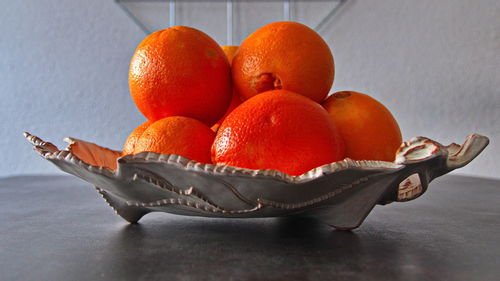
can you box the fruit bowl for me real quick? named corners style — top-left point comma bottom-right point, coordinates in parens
top-left (25, 132), bottom-right (488, 230)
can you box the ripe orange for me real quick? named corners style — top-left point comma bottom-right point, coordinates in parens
top-left (122, 120), bottom-right (153, 155)
top-left (129, 26), bottom-right (232, 126)
top-left (232, 21), bottom-right (334, 103)
top-left (212, 90), bottom-right (345, 176)
top-left (134, 116), bottom-right (215, 163)
top-left (211, 93), bottom-right (241, 132)
top-left (212, 45), bottom-right (242, 132)
top-left (220, 45), bottom-right (239, 63)
top-left (322, 91), bottom-right (402, 162)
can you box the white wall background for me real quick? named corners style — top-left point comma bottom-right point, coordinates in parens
top-left (1, 0), bottom-right (498, 179)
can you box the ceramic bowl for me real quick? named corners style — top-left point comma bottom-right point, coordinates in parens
top-left (25, 132), bottom-right (488, 230)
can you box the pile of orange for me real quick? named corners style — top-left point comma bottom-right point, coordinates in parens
top-left (124, 22), bottom-right (402, 176)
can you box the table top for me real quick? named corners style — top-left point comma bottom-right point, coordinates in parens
top-left (0, 174), bottom-right (499, 281)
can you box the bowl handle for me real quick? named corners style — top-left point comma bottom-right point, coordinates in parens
top-left (444, 134), bottom-right (490, 170)
top-left (382, 134), bottom-right (489, 203)
top-left (24, 132), bottom-right (59, 154)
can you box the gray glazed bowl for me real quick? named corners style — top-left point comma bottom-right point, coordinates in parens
top-left (25, 132), bottom-right (488, 230)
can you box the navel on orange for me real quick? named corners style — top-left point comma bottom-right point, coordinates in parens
top-left (232, 21), bottom-right (334, 103)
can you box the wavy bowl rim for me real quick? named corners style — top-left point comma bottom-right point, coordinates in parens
top-left (29, 133), bottom-right (406, 184)
top-left (119, 151), bottom-right (405, 184)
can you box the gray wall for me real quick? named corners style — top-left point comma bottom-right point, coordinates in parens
top-left (1, 0), bottom-right (498, 179)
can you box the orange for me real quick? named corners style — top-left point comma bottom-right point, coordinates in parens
top-left (221, 45), bottom-right (239, 63)
top-left (322, 91), bottom-right (402, 162)
top-left (212, 45), bottom-right (242, 132)
top-left (232, 21), bottom-right (334, 103)
top-left (211, 93), bottom-right (241, 132)
top-left (212, 89), bottom-right (345, 176)
top-left (134, 116), bottom-right (215, 163)
top-left (129, 26), bottom-right (232, 126)
top-left (122, 120), bottom-right (153, 155)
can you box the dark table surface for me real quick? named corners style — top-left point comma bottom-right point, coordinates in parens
top-left (0, 174), bottom-right (499, 281)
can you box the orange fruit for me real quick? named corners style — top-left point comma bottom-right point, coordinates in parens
top-left (129, 26), bottom-right (232, 126)
top-left (212, 89), bottom-right (345, 176)
top-left (122, 120), bottom-right (153, 155)
top-left (232, 21), bottom-right (334, 103)
top-left (322, 91), bottom-right (402, 162)
top-left (211, 93), bottom-right (242, 132)
top-left (134, 116), bottom-right (215, 163)
top-left (221, 45), bottom-right (239, 63)
top-left (212, 45), bottom-right (242, 132)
